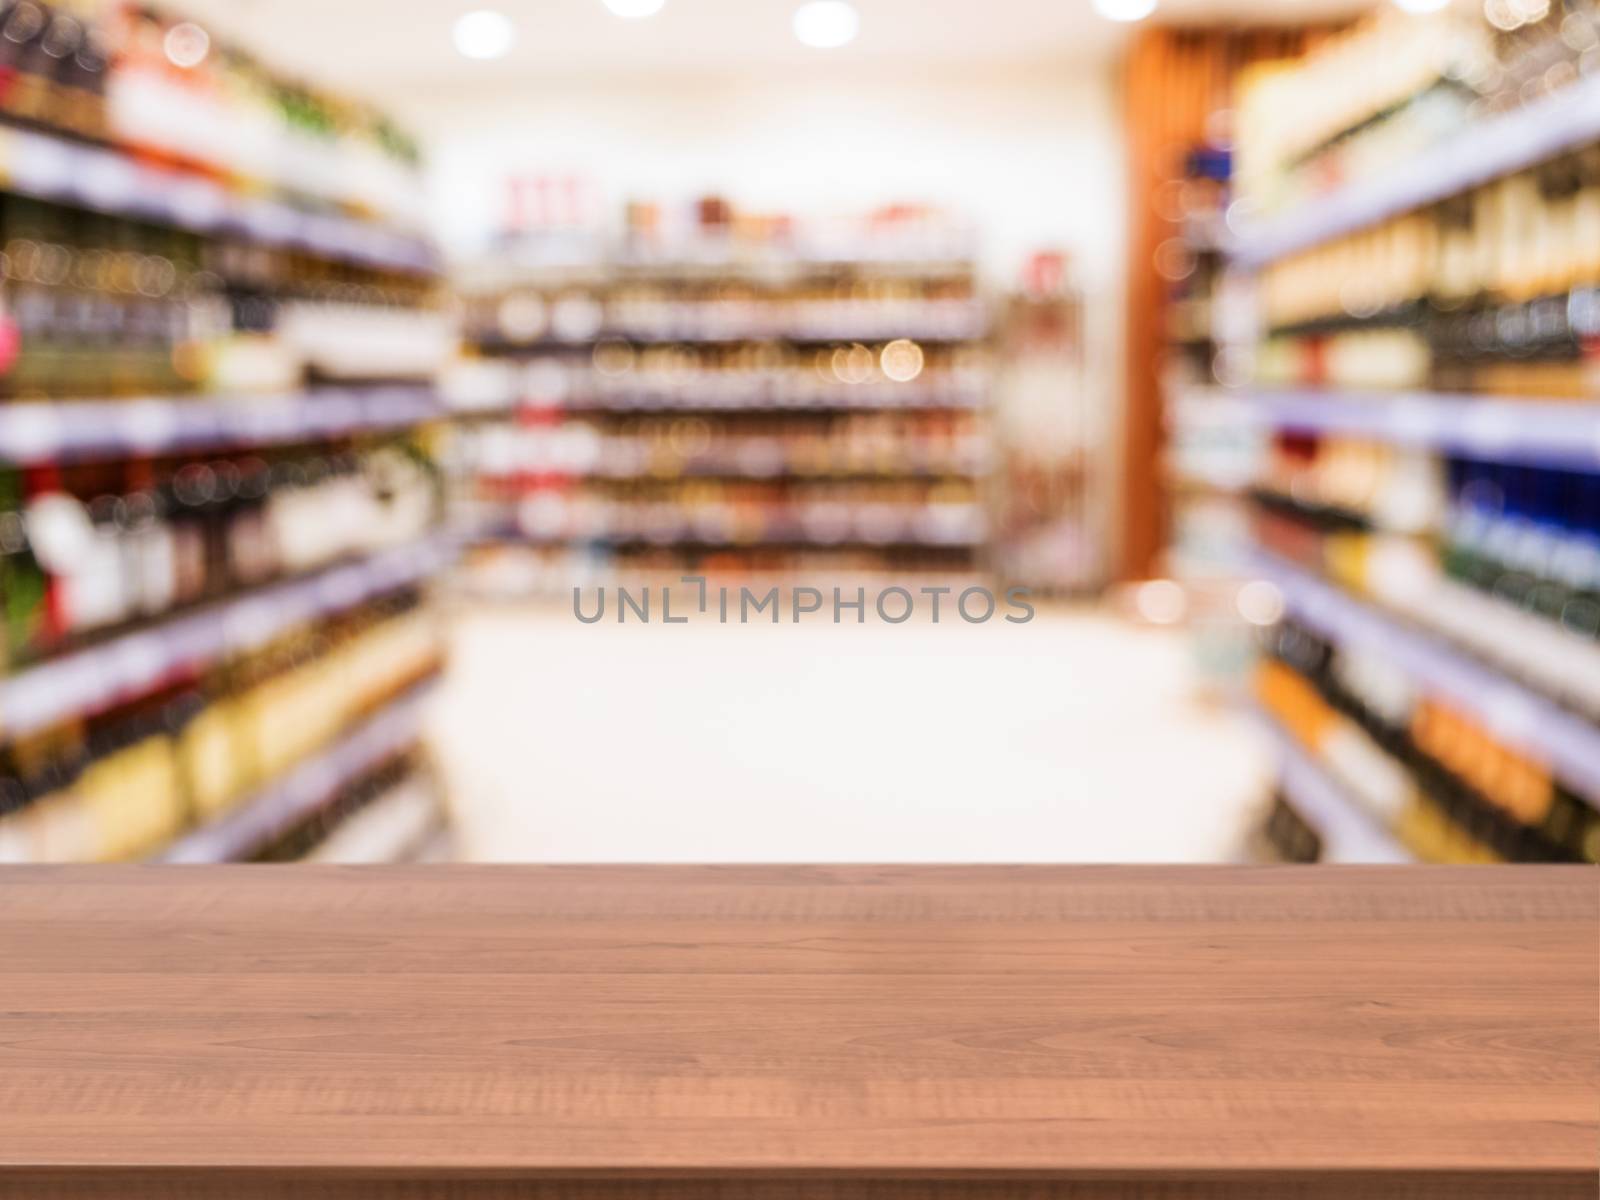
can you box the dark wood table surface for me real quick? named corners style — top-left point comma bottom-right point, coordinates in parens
top-left (0, 865), bottom-right (1595, 1199)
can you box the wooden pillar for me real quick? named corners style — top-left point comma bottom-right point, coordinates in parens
top-left (1118, 27), bottom-right (1320, 580)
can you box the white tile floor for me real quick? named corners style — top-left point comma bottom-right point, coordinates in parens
top-left (428, 604), bottom-right (1270, 862)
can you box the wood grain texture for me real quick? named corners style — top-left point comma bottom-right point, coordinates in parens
top-left (0, 865), bottom-right (1594, 1200)
top-left (0, 1177), bottom-right (1592, 1200)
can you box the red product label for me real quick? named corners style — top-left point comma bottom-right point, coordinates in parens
top-left (0, 314), bottom-right (20, 375)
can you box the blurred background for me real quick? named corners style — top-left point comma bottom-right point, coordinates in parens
top-left (0, 0), bottom-right (1597, 866)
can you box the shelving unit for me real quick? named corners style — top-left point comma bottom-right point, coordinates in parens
top-left (449, 245), bottom-right (994, 591)
top-left (0, 6), bottom-right (453, 865)
top-left (0, 125), bottom-right (436, 274)
top-left (1224, 29), bottom-right (1600, 863)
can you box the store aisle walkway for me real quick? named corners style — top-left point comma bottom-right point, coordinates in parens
top-left (429, 606), bottom-right (1268, 862)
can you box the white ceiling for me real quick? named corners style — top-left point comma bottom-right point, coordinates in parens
top-left (173, 0), bottom-right (1372, 98)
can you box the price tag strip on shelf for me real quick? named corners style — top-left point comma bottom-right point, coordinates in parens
top-left (0, 387), bottom-right (446, 466)
top-left (0, 532), bottom-right (459, 742)
top-left (1246, 390), bottom-right (1600, 471)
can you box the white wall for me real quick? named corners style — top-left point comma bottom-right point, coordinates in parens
top-left (390, 61), bottom-right (1123, 291)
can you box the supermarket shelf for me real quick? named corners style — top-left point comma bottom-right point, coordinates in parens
top-left (470, 317), bottom-right (990, 354)
top-left (480, 527), bottom-right (985, 553)
top-left (1413, 570), bottom-right (1600, 717)
top-left (446, 390), bottom-right (988, 419)
top-left (0, 125), bottom-right (437, 274)
top-left (568, 391), bottom-right (989, 415)
top-left (1254, 550), bottom-right (1600, 801)
top-left (595, 535), bottom-right (985, 551)
top-left (157, 680), bottom-right (437, 864)
top-left (462, 243), bottom-right (979, 285)
top-left (449, 401), bottom-right (989, 420)
top-left (0, 386), bottom-right (447, 465)
top-left (1246, 389), bottom-right (1600, 469)
top-left (600, 326), bottom-right (990, 346)
top-left (0, 530), bottom-right (459, 741)
top-left (1231, 74), bottom-right (1600, 267)
top-left (305, 773), bottom-right (444, 864)
top-left (483, 467), bottom-right (987, 485)
top-left (1255, 711), bottom-right (1415, 864)
top-left (613, 243), bottom-right (980, 274)
top-left (566, 401), bottom-right (987, 417)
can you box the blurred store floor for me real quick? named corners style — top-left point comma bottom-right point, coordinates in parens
top-left (429, 607), bottom-right (1268, 862)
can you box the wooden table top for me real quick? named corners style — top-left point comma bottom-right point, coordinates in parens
top-left (0, 865), bottom-right (1595, 1199)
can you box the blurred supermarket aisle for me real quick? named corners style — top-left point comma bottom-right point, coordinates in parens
top-left (430, 606), bottom-right (1268, 862)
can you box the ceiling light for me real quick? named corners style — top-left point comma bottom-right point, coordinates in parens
top-left (793, 0), bottom-right (859, 48)
top-left (603, 0), bottom-right (667, 16)
top-left (1092, 0), bottom-right (1157, 21)
top-left (453, 10), bottom-right (516, 60)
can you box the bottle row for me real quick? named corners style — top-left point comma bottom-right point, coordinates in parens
top-left (498, 478), bottom-right (987, 548)
top-left (250, 750), bottom-right (441, 865)
top-left (0, 196), bottom-right (449, 397)
top-left (0, 588), bottom-right (442, 863)
top-left (1256, 157), bottom-right (1600, 394)
top-left (0, 440), bottom-right (440, 671)
top-left (1257, 619), bottom-right (1600, 864)
top-left (1256, 433), bottom-right (1443, 534)
top-left (444, 343), bottom-right (988, 415)
top-left (1235, 1), bottom-right (1590, 218)
top-left (1445, 454), bottom-right (1600, 619)
top-left (1256, 296), bottom-right (1599, 397)
top-left (461, 277), bottom-right (983, 347)
top-left (0, 1), bottom-right (426, 231)
top-left (585, 339), bottom-right (983, 390)
top-left (1262, 157), bottom-right (1600, 322)
top-left (447, 411), bottom-right (988, 483)
top-left (0, 0), bottom-right (110, 143)
top-left (1256, 433), bottom-right (1600, 643)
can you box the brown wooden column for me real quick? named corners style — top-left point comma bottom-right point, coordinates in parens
top-left (1118, 27), bottom-right (1319, 580)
